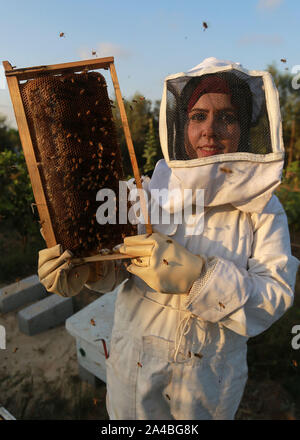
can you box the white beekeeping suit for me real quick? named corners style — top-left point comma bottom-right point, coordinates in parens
top-left (87, 58), bottom-right (299, 420)
top-left (38, 57), bottom-right (299, 420)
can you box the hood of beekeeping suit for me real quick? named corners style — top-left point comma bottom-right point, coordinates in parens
top-left (149, 57), bottom-right (285, 215)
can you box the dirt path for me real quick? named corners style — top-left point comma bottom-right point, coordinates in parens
top-left (0, 290), bottom-right (108, 420)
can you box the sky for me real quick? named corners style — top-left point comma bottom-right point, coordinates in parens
top-left (0, 0), bottom-right (299, 128)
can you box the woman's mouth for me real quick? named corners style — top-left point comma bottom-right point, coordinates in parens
top-left (196, 145), bottom-right (224, 157)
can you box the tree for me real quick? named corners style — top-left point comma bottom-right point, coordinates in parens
top-left (142, 118), bottom-right (161, 175)
top-left (0, 114), bottom-right (21, 153)
top-left (112, 93), bottom-right (158, 177)
top-left (0, 149), bottom-right (37, 250)
top-left (267, 64), bottom-right (300, 163)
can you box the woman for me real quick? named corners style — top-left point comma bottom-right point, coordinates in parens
top-left (38, 58), bottom-right (299, 419)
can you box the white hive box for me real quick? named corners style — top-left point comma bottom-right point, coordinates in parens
top-left (65, 286), bottom-right (119, 384)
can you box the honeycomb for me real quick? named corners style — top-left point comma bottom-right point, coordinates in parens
top-left (20, 70), bottom-right (136, 256)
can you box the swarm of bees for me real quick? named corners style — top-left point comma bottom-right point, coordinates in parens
top-left (20, 70), bottom-right (136, 256)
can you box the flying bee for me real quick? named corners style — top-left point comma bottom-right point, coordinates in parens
top-left (59, 32), bottom-right (65, 38)
top-left (280, 58), bottom-right (287, 63)
top-left (132, 99), bottom-right (138, 103)
top-left (202, 21), bottom-right (208, 31)
top-left (163, 259), bottom-right (169, 265)
top-left (92, 50), bottom-right (97, 56)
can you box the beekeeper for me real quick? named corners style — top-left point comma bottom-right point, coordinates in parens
top-left (38, 58), bottom-right (299, 420)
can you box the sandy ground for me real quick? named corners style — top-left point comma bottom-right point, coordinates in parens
top-left (0, 288), bottom-right (109, 420)
top-left (0, 284), bottom-right (298, 420)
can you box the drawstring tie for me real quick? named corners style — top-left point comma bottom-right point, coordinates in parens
top-left (174, 311), bottom-right (193, 362)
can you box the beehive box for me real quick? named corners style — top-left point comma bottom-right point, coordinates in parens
top-left (17, 68), bottom-right (136, 256)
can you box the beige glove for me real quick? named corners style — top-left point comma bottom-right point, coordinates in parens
top-left (38, 244), bottom-right (92, 297)
top-left (119, 232), bottom-right (205, 294)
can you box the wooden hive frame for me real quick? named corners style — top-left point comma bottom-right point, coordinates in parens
top-left (3, 57), bottom-right (152, 262)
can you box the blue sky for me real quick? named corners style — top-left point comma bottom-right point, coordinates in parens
top-left (0, 0), bottom-right (299, 127)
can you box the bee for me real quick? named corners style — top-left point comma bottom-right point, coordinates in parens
top-left (166, 239), bottom-right (172, 244)
top-left (90, 318), bottom-right (96, 326)
top-left (80, 89), bottom-right (85, 95)
top-left (165, 394), bottom-right (171, 400)
top-left (220, 167), bottom-right (233, 174)
top-left (129, 105), bottom-right (133, 111)
top-left (280, 58), bottom-right (287, 63)
top-left (92, 50), bottom-right (97, 56)
top-left (137, 362), bottom-right (143, 368)
top-left (132, 99), bottom-right (138, 103)
top-left (163, 259), bottom-right (169, 265)
top-left (13, 347), bottom-right (18, 353)
top-left (202, 21), bottom-right (208, 31)
top-left (139, 96), bottom-right (145, 100)
top-left (219, 302), bottom-right (225, 309)
top-left (101, 339), bottom-right (109, 359)
top-left (59, 32), bottom-right (65, 38)
top-left (292, 360), bottom-right (298, 367)
top-left (194, 352), bottom-right (203, 359)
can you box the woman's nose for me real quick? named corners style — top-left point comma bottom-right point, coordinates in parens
top-left (202, 117), bottom-right (217, 137)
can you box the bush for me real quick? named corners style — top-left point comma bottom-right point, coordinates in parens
top-left (277, 161), bottom-right (300, 230)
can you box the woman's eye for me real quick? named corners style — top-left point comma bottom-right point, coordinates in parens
top-left (189, 112), bottom-right (206, 122)
top-left (219, 113), bottom-right (237, 124)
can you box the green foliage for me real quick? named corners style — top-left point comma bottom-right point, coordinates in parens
top-left (0, 115), bottom-right (21, 153)
top-left (111, 94), bottom-right (161, 177)
top-left (0, 120), bottom-right (44, 282)
top-left (277, 161), bottom-right (300, 230)
top-left (267, 64), bottom-right (300, 161)
top-left (142, 118), bottom-right (162, 175)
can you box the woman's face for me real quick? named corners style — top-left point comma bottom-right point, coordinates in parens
top-left (185, 93), bottom-right (241, 158)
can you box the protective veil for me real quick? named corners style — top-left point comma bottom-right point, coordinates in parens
top-left (86, 58), bottom-right (299, 420)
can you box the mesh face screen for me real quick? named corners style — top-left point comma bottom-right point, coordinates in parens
top-left (21, 71), bottom-right (136, 256)
top-left (166, 70), bottom-right (272, 161)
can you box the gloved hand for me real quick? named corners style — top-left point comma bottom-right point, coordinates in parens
top-left (119, 232), bottom-right (205, 294)
top-left (38, 244), bottom-right (105, 297)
